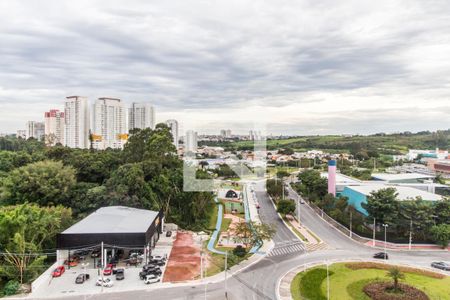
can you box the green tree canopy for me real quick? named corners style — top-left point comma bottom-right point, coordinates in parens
top-left (362, 188), bottom-right (399, 226)
top-left (0, 160), bottom-right (76, 206)
top-left (277, 199), bottom-right (296, 215)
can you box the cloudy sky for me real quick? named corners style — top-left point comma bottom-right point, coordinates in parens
top-left (1, 0), bottom-right (450, 135)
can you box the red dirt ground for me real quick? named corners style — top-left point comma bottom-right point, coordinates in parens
top-left (163, 231), bottom-right (201, 282)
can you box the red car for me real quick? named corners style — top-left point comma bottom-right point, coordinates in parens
top-left (103, 264), bottom-right (114, 276)
top-left (52, 266), bottom-right (65, 277)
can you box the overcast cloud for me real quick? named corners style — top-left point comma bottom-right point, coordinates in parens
top-left (0, 0), bottom-right (450, 135)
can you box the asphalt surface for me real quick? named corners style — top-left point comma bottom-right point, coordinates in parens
top-left (28, 180), bottom-right (450, 300)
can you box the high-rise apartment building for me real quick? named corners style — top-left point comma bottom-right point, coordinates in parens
top-left (44, 109), bottom-right (65, 146)
top-left (128, 103), bottom-right (155, 131)
top-left (185, 130), bottom-right (198, 153)
top-left (64, 96), bottom-right (90, 149)
top-left (166, 119), bottom-right (179, 149)
top-left (26, 121), bottom-right (45, 141)
top-left (16, 130), bottom-right (26, 139)
top-left (92, 97), bottom-right (127, 150)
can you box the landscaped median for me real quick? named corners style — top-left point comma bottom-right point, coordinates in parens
top-left (289, 262), bottom-right (450, 300)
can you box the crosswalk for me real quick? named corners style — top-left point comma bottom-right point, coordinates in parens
top-left (268, 240), bottom-right (306, 257)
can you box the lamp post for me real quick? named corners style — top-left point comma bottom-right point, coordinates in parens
top-left (408, 219), bottom-right (413, 251)
top-left (382, 224), bottom-right (389, 260)
top-left (372, 218), bottom-right (376, 247)
top-left (349, 210), bottom-right (353, 238)
top-left (326, 261), bottom-right (330, 300)
top-left (224, 251), bottom-right (228, 299)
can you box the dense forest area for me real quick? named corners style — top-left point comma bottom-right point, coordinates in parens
top-left (0, 124), bottom-right (215, 289)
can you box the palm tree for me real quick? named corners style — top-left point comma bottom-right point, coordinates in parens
top-left (386, 267), bottom-right (405, 291)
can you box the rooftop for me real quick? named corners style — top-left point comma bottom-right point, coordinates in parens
top-left (321, 172), bottom-right (362, 184)
top-left (346, 185), bottom-right (442, 201)
top-left (61, 206), bottom-right (159, 234)
top-left (371, 172), bottom-right (435, 181)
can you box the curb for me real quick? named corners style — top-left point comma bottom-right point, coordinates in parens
top-left (275, 258), bottom-right (450, 300)
top-left (288, 185), bottom-right (450, 253)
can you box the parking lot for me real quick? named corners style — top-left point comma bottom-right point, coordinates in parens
top-left (30, 232), bottom-right (176, 298)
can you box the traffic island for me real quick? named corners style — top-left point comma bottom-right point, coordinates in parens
top-left (279, 262), bottom-right (450, 300)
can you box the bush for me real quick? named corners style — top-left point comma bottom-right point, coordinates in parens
top-left (233, 245), bottom-right (247, 257)
top-left (3, 280), bottom-right (20, 296)
top-left (277, 199), bottom-right (296, 215)
top-left (363, 282), bottom-right (429, 300)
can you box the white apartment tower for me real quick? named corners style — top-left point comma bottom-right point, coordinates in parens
top-left (92, 97), bottom-right (127, 150)
top-left (185, 130), bottom-right (198, 153)
top-left (64, 96), bottom-right (90, 149)
top-left (44, 109), bottom-right (65, 146)
top-left (129, 103), bottom-right (155, 131)
top-left (26, 121), bottom-right (45, 140)
top-left (166, 119), bottom-right (179, 149)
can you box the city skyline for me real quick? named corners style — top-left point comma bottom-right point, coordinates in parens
top-left (1, 1), bottom-right (450, 134)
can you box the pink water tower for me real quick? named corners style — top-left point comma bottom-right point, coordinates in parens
top-left (328, 160), bottom-right (336, 196)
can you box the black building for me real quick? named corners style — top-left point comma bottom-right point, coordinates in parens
top-left (57, 206), bottom-right (163, 250)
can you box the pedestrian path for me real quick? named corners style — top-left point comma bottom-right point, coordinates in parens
top-left (268, 240), bottom-right (306, 257)
top-left (306, 242), bottom-right (331, 252)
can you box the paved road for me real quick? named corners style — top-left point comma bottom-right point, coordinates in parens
top-left (29, 180), bottom-right (450, 300)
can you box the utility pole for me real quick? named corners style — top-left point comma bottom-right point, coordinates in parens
top-left (224, 251), bottom-right (228, 299)
top-left (408, 219), bottom-right (413, 251)
top-left (382, 224), bottom-right (389, 260)
top-left (326, 261), bottom-right (330, 300)
top-left (372, 218), bottom-right (376, 247)
top-left (101, 241), bottom-right (104, 293)
top-left (297, 197), bottom-right (301, 224)
top-left (349, 211), bottom-right (353, 238)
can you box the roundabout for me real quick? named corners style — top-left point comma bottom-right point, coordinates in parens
top-left (288, 261), bottom-right (450, 300)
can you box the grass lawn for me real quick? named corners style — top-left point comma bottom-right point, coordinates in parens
top-left (291, 263), bottom-right (450, 300)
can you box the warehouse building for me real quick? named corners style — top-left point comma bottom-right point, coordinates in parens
top-left (56, 206), bottom-right (163, 264)
top-left (341, 185), bottom-right (443, 215)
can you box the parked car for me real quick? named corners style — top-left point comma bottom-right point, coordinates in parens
top-left (144, 274), bottom-right (161, 284)
top-left (373, 252), bottom-right (388, 259)
top-left (149, 259), bottom-right (165, 266)
top-left (139, 267), bottom-right (162, 279)
top-left (125, 257), bottom-right (142, 266)
top-left (52, 266), bottom-right (65, 277)
top-left (431, 261), bottom-right (450, 271)
top-left (91, 249), bottom-right (100, 258)
top-left (103, 264), bottom-right (114, 276)
top-left (115, 268), bottom-right (125, 280)
top-left (96, 278), bottom-right (114, 287)
top-left (166, 231), bottom-right (172, 237)
top-left (75, 273), bottom-right (90, 284)
top-left (149, 255), bottom-right (167, 262)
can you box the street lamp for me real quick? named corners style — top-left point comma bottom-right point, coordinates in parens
top-left (382, 224), bottom-right (389, 260)
top-left (326, 261), bottom-right (330, 300)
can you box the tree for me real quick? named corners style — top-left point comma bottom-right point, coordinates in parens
top-left (233, 221), bottom-right (275, 248)
top-left (0, 160), bottom-right (76, 206)
top-left (0, 204), bottom-right (72, 283)
top-left (430, 224), bottom-right (450, 248)
top-left (277, 199), bottom-right (296, 215)
top-left (386, 267), bottom-right (405, 291)
top-left (296, 170), bottom-right (327, 200)
top-left (266, 179), bottom-right (284, 200)
top-left (433, 198), bottom-right (450, 225)
top-left (362, 188), bottom-right (399, 226)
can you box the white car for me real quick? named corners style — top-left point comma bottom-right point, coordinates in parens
top-left (150, 255), bottom-right (166, 262)
top-left (144, 274), bottom-right (160, 284)
top-left (96, 277), bottom-right (114, 287)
